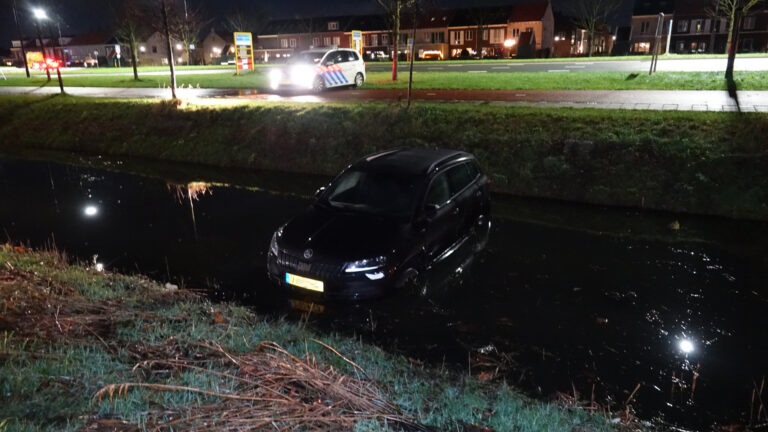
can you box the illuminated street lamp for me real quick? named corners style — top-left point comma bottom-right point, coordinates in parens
top-left (31, 7), bottom-right (51, 81)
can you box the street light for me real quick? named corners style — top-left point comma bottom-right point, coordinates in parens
top-left (32, 7), bottom-right (48, 20)
top-left (31, 6), bottom-right (51, 81)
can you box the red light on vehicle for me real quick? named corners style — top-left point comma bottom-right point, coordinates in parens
top-left (45, 58), bottom-right (60, 68)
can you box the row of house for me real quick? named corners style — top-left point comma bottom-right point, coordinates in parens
top-left (254, 2), bottom-right (556, 62)
top-left (16, 0), bottom-right (763, 68)
top-left (629, 0), bottom-right (768, 54)
top-left (11, 1), bottom-right (619, 67)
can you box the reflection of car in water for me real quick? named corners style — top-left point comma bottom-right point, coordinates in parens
top-left (268, 48), bottom-right (366, 92)
top-left (267, 148), bottom-right (491, 300)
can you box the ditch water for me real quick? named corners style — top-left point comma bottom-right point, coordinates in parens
top-left (1, 154), bottom-right (767, 431)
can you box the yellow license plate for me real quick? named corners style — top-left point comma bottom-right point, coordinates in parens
top-left (285, 273), bottom-right (324, 292)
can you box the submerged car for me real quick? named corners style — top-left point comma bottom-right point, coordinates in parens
top-left (268, 48), bottom-right (366, 92)
top-left (267, 148), bottom-right (491, 300)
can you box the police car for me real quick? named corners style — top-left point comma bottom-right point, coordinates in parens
top-left (269, 48), bottom-right (366, 92)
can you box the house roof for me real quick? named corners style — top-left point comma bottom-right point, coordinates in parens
top-left (67, 32), bottom-right (117, 47)
top-left (509, 1), bottom-right (550, 22)
top-left (448, 7), bottom-right (509, 27)
top-left (633, 0), bottom-right (675, 16)
top-left (261, 15), bottom-right (387, 35)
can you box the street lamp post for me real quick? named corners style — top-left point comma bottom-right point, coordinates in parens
top-left (32, 7), bottom-right (51, 81)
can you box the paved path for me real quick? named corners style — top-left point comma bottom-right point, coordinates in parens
top-left (2, 86), bottom-right (766, 112)
top-left (366, 57), bottom-right (768, 73)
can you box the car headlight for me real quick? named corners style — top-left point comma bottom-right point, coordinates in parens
top-left (269, 225), bottom-right (284, 256)
top-left (269, 69), bottom-right (282, 89)
top-left (344, 256), bottom-right (387, 273)
top-left (290, 66), bottom-right (315, 88)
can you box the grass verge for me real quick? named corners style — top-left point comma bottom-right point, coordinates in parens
top-left (2, 70), bottom-right (767, 91)
top-left (0, 95), bottom-right (766, 220)
top-left (0, 244), bottom-right (623, 431)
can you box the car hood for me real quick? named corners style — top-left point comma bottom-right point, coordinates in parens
top-left (280, 205), bottom-right (405, 260)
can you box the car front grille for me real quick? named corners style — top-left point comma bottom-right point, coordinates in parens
top-left (277, 250), bottom-right (344, 279)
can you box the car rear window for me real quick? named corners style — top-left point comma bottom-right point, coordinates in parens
top-left (347, 51), bottom-right (360, 62)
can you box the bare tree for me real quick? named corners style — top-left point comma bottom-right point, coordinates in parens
top-left (708, 0), bottom-right (764, 53)
top-left (171, 3), bottom-right (207, 65)
top-left (225, 3), bottom-right (270, 34)
top-left (110, 1), bottom-right (144, 80)
top-left (571, 0), bottom-right (621, 57)
top-left (376, 0), bottom-right (417, 81)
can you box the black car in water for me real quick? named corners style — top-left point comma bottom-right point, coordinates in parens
top-left (267, 148), bottom-right (491, 300)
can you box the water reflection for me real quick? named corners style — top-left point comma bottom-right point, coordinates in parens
top-left (1, 156), bottom-right (767, 430)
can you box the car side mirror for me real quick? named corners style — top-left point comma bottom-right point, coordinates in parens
top-left (315, 186), bottom-right (326, 198)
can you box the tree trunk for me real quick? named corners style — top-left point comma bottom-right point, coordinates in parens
top-left (161, 0), bottom-right (177, 98)
top-left (587, 31), bottom-right (594, 57)
top-left (725, 9), bottom-right (742, 80)
top-left (725, 10), bottom-right (736, 55)
top-left (392, 14), bottom-right (399, 81)
top-left (129, 35), bottom-right (139, 80)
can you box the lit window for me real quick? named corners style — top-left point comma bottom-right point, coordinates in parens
top-left (328, 21), bottom-right (339, 31)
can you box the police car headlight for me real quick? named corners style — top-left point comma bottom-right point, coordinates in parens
top-left (290, 66), bottom-right (315, 88)
top-left (269, 69), bottom-right (282, 89)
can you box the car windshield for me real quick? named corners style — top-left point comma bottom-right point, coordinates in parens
top-left (289, 52), bottom-right (326, 65)
top-left (323, 169), bottom-right (420, 217)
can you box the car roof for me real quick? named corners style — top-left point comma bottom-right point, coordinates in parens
top-left (353, 148), bottom-right (473, 176)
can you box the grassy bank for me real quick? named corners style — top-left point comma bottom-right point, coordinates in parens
top-left (2, 70), bottom-right (768, 91)
top-left (0, 95), bottom-right (766, 220)
top-left (0, 245), bottom-right (621, 431)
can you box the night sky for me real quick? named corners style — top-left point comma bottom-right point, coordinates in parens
top-left (0, 0), bottom-right (635, 52)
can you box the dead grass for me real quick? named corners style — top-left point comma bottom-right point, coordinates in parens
top-left (93, 340), bottom-right (423, 431)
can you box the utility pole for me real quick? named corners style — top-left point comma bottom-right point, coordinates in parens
top-left (161, 0), bottom-right (178, 98)
top-left (11, 0), bottom-right (30, 78)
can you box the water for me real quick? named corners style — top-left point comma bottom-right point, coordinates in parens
top-left (1, 155), bottom-right (767, 431)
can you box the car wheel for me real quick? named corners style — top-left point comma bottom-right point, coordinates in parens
top-left (312, 76), bottom-right (325, 92)
top-left (353, 72), bottom-right (365, 88)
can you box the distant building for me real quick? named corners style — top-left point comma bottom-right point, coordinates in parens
top-left (629, 0), bottom-right (675, 54)
top-left (508, 1), bottom-right (554, 55)
top-left (197, 29), bottom-right (232, 65)
top-left (255, 1), bottom-right (555, 61)
top-left (629, 0), bottom-right (768, 55)
top-left (671, 0), bottom-right (768, 54)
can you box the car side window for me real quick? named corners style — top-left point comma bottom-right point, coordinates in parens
top-left (446, 163), bottom-right (474, 195)
top-left (348, 51), bottom-right (359, 62)
top-left (426, 172), bottom-right (450, 208)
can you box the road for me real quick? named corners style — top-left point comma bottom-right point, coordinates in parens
top-left (2, 85), bottom-right (767, 112)
top-left (366, 56), bottom-right (768, 73)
